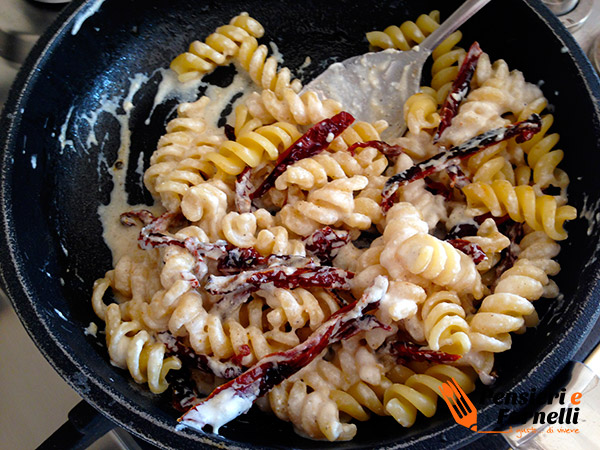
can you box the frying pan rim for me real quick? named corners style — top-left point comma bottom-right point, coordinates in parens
top-left (1, 0), bottom-right (600, 448)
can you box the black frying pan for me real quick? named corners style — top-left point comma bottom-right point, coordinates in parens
top-left (1, 0), bottom-right (600, 448)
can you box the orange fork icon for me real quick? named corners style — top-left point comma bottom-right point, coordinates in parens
top-left (439, 378), bottom-right (512, 434)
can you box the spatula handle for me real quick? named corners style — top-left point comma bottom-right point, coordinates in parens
top-left (420, 0), bottom-right (492, 52)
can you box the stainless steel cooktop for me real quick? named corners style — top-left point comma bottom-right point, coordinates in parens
top-left (0, 0), bottom-right (599, 449)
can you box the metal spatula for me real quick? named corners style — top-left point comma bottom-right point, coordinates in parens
top-left (304, 0), bottom-right (491, 138)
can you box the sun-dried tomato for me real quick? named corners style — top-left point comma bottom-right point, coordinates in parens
top-left (434, 42), bottom-right (483, 142)
top-left (303, 226), bottom-right (351, 264)
top-left (447, 238), bottom-right (487, 264)
top-left (178, 277), bottom-right (389, 432)
top-left (390, 341), bottom-right (461, 364)
top-left (251, 111), bottom-right (355, 199)
top-left (381, 115), bottom-right (543, 212)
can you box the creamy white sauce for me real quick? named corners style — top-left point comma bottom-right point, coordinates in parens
top-left (179, 388), bottom-right (256, 434)
top-left (58, 105), bottom-right (75, 154)
top-left (296, 56), bottom-right (312, 80)
top-left (71, 0), bottom-right (107, 35)
top-left (84, 322), bottom-right (98, 337)
top-left (268, 41), bottom-right (284, 64)
top-left (69, 65), bottom-right (256, 263)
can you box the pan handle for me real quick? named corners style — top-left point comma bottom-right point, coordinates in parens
top-left (36, 400), bottom-right (115, 450)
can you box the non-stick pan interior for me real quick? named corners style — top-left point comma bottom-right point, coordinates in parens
top-left (1, 0), bottom-right (600, 448)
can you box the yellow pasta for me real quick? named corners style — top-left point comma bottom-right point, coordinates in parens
top-left (170, 12), bottom-right (265, 82)
top-left (244, 88), bottom-right (342, 126)
top-left (206, 121), bottom-right (300, 175)
top-left (105, 304), bottom-right (182, 394)
top-left (421, 291), bottom-right (471, 355)
top-left (144, 97), bottom-right (221, 211)
top-left (279, 176), bottom-right (379, 236)
top-left (397, 233), bottom-right (485, 299)
top-left (367, 11), bottom-right (465, 104)
top-left (235, 36), bottom-right (302, 96)
top-left (462, 180), bottom-right (577, 240)
top-left (383, 364), bottom-right (475, 427)
top-left (90, 8), bottom-right (577, 442)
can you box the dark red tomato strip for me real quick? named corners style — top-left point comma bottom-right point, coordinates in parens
top-left (447, 165), bottom-right (470, 189)
top-left (347, 140), bottom-right (404, 159)
top-left (251, 111), bottom-right (355, 199)
top-left (178, 277), bottom-right (389, 432)
top-left (218, 247), bottom-right (316, 274)
top-left (381, 115), bottom-right (543, 212)
top-left (424, 178), bottom-right (453, 201)
top-left (447, 239), bottom-right (487, 264)
top-left (303, 226), bottom-right (351, 264)
top-left (205, 266), bottom-right (354, 295)
top-left (434, 42), bottom-right (483, 143)
top-left (493, 222), bottom-right (524, 282)
top-left (391, 341), bottom-right (461, 363)
top-left (235, 167), bottom-right (253, 213)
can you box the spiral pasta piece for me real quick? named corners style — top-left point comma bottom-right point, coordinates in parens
top-left (245, 88), bottom-right (342, 126)
top-left (351, 238), bottom-right (388, 298)
top-left (383, 364), bottom-right (475, 427)
top-left (518, 230), bottom-right (561, 290)
top-left (328, 120), bottom-right (388, 151)
top-left (180, 179), bottom-right (233, 238)
top-left (92, 253), bottom-right (162, 322)
top-left (403, 90), bottom-right (441, 135)
top-left (219, 209), bottom-right (274, 248)
top-left (275, 149), bottom-right (387, 191)
top-left (269, 360), bottom-right (357, 441)
top-left (255, 226), bottom-right (306, 256)
top-left (462, 218), bottom-right (511, 272)
top-left (421, 291), bottom-right (470, 355)
top-left (441, 55), bottom-right (544, 147)
top-left (397, 154), bottom-right (447, 229)
top-left (255, 288), bottom-right (341, 349)
top-left (279, 176), bottom-right (376, 236)
top-left (467, 257), bottom-right (549, 357)
top-left (397, 233), bottom-right (484, 299)
top-left (232, 103), bottom-right (265, 137)
top-left (380, 202), bottom-right (430, 280)
top-left (466, 141), bottom-right (508, 179)
top-left (170, 12), bottom-right (265, 82)
top-left (366, 11), bottom-right (438, 51)
top-left (466, 247), bottom-right (555, 380)
top-left (144, 97), bottom-right (223, 211)
top-left (520, 113), bottom-right (569, 191)
top-left (236, 36), bottom-right (302, 96)
top-left (105, 304), bottom-right (182, 393)
top-left (171, 291), bottom-right (293, 367)
top-left (462, 179), bottom-right (577, 240)
top-left (206, 121), bottom-right (301, 175)
top-left (367, 11), bottom-right (465, 104)
top-left (329, 339), bottom-right (390, 418)
top-left (267, 340), bottom-right (388, 441)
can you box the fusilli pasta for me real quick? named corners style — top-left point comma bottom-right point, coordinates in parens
top-left (90, 7), bottom-right (577, 443)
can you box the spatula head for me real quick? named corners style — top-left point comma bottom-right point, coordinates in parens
top-left (305, 48), bottom-right (428, 139)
